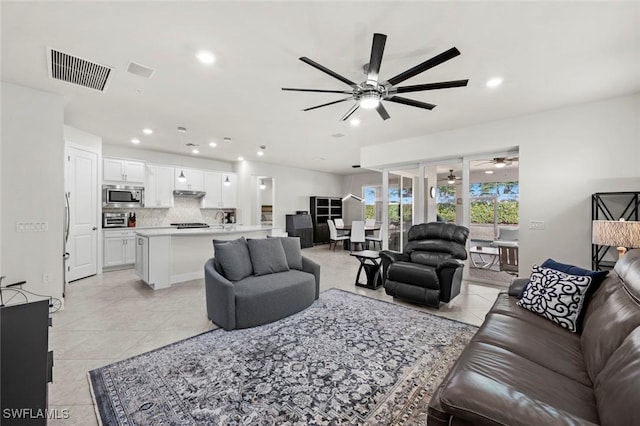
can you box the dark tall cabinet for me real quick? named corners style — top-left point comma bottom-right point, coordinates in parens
top-left (285, 214), bottom-right (313, 248)
top-left (310, 196), bottom-right (343, 244)
top-left (591, 191), bottom-right (640, 270)
top-left (1, 299), bottom-right (52, 425)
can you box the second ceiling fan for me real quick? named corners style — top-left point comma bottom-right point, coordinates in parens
top-left (282, 33), bottom-right (468, 121)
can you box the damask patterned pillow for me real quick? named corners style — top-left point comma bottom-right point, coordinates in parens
top-left (517, 265), bottom-right (593, 333)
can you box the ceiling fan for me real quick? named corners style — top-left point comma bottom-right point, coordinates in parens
top-left (438, 170), bottom-right (462, 184)
top-left (282, 33), bottom-right (468, 121)
top-left (478, 157), bottom-right (519, 168)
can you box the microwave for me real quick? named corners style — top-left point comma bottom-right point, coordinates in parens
top-left (103, 185), bottom-right (144, 208)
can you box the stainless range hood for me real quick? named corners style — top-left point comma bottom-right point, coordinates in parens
top-left (173, 190), bottom-right (206, 198)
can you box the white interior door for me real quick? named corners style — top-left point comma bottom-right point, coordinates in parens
top-left (66, 146), bottom-right (98, 281)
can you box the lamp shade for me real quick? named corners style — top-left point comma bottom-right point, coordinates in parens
top-left (592, 220), bottom-right (640, 248)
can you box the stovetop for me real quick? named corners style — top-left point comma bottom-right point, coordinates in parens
top-left (170, 223), bottom-right (210, 229)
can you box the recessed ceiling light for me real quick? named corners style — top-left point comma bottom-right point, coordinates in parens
top-left (142, 128), bottom-right (153, 135)
top-left (224, 137), bottom-right (231, 143)
top-left (209, 142), bottom-right (217, 147)
top-left (486, 77), bottom-right (503, 88)
top-left (257, 145), bottom-right (266, 156)
top-left (350, 118), bottom-right (361, 126)
top-left (257, 151), bottom-right (264, 156)
top-left (192, 149), bottom-right (199, 154)
top-left (484, 170), bottom-right (494, 174)
top-left (238, 156), bottom-right (244, 161)
top-left (131, 138), bottom-right (140, 144)
top-left (196, 50), bottom-right (215, 65)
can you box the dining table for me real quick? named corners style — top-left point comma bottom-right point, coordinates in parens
top-left (335, 223), bottom-right (381, 250)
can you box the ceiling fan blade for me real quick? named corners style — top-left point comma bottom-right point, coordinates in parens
top-left (299, 57), bottom-right (357, 88)
top-left (376, 103), bottom-right (390, 120)
top-left (386, 47), bottom-right (461, 86)
top-left (302, 96), bottom-right (354, 112)
top-left (395, 79), bottom-right (469, 94)
top-left (282, 88), bottom-right (354, 94)
top-left (367, 33), bottom-right (387, 84)
top-left (339, 103), bottom-right (360, 121)
top-left (386, 96), bottom-right (436, 110)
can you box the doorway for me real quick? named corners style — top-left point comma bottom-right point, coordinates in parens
top-left (65, 145), bottom-right (99, 282)
top-left (256, 177), bottom-right (274, 227)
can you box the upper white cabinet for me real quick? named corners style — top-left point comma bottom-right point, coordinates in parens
top-left (174, 168), bottom-right (204, 191)
top-left (201, 171), bottom-right (222, 208)
top-left (201, 172), bottom-right (237, 208)
top-left (145, 165), bottom-right (174, 208)
top-left (103, 158), bottom-right (145, 184)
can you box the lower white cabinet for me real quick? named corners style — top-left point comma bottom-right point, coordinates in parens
top-left (103, 230), bottom-right (137, 268)
top-left (135, 236), bottom-right (149, 282)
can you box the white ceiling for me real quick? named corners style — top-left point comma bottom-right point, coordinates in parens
top-left (2, 1), bottom-right (639, 174)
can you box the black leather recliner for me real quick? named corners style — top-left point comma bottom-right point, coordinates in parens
top-left (380, 222), bottom-right (469, 308)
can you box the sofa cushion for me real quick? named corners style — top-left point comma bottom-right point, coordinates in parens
top-left (472, 312), bottom-right (591, 386)
top-left (593, 327), bottom-right (640, 426)
top-left (387, 261), bottom-right (439, 289)
top-left (517, 265), bottom-right (594, 332)
top-left (267, 236), bottom-right (303, 270)
top-left (247, 237), bottom-right (289, 276)
top-left (213, 237), bottom-right (253, 281)
top-left (438, 341), bottom-right (599, 425)
top-left (234, 270), bottom-right (316, 329)
top-left (581, 271), bottom-right (640, 383)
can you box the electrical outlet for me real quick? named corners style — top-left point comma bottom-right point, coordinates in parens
top-left (42, 273), bottom-right (51, 283)
top-left (529, 220), bottom-right (545, 231)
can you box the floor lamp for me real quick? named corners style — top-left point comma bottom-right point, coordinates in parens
top-left (592, 219), bottom-right (640, 258)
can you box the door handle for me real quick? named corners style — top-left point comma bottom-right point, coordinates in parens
top-left (92, 227), bottom-right (97, 231)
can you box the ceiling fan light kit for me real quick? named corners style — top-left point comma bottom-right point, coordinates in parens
top-left (283, 33), bottom-right (468, 121)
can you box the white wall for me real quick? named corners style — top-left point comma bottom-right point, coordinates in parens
top-left (234, 161), bottom-right (343, 229)
top-left (1, 82), bottom-right (65, 299)
top-left (341, 171), bottom-right (383, 222)
top-left (361, 93), bottom-right (640, 272)
top-left (102, 144), bottom-right (233, 172)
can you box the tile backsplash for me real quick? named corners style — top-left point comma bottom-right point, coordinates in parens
top-left (104, 197), bottom-right (235, 227)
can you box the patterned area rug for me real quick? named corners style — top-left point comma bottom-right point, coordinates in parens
top-left (89, 289), bottom-right (477, 425)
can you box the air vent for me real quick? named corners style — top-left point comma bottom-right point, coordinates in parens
top-left (127, 61), bottom-right (155, 78)
top-left (47, 48), bottom-right (113, 91)
top-left (185, 143), bottom-right (199, 147)
top-left (352, 165), bottom-right (361, 168)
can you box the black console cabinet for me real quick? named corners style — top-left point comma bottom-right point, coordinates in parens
top-left (0, 299), bottom-right (52, 426)
top-left (310, 196), bottom-right (343, 244)
top-left (285, 214), bottom-right (314, 248)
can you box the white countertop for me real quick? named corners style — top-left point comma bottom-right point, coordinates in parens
top-left (135, 225), bottom-right (276, 237)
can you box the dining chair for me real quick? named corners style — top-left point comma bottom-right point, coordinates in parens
top-left (328, 219), bottom-right (349, 251)
top-left (365, 218), bottom-right (376, 227)
top-left (366, 226), bottom-right (384, 250)
top-left (334, 218), bottom-right (345, 228)
top-left (350, 220), bottom-right (366, 252)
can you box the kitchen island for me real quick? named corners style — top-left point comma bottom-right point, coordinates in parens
top-left (134, 225), bottom-right (277, 290)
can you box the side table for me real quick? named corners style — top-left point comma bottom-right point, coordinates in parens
top-left (350, 250), bottom-right (383, 289)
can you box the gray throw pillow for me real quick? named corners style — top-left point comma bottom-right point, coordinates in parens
top-left (268, 236), bottom-right (304, 270)
top-left (212, 237), bottom-right (253, 281)
top-left (247, 238), bottom-right (290, 276)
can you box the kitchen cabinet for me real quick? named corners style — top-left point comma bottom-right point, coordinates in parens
top-left (135, 235), bottom-right (149, 283)
top-left (201, 171), bottom-right (237, 208)
top-left (103, 158), bottom-right (145, 184)
top-left (103, 229), bottom-right (137, 269)
top-left (145, 165), bottom-right (174, 208)
top-left (174, 168), bottom-right (204, 191)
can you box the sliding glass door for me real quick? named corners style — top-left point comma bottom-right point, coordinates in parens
top-left (387, 171), bottom-right (415, 251)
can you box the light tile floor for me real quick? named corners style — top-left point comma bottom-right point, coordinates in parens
top-left (48, 245), bottom-right (505, 425)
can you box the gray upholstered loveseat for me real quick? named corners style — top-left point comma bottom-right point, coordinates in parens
top-left (204, 236), bottom-right (320, 331)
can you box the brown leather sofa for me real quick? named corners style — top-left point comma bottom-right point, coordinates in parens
top-left (427, 248), bottom-right (640, 426)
